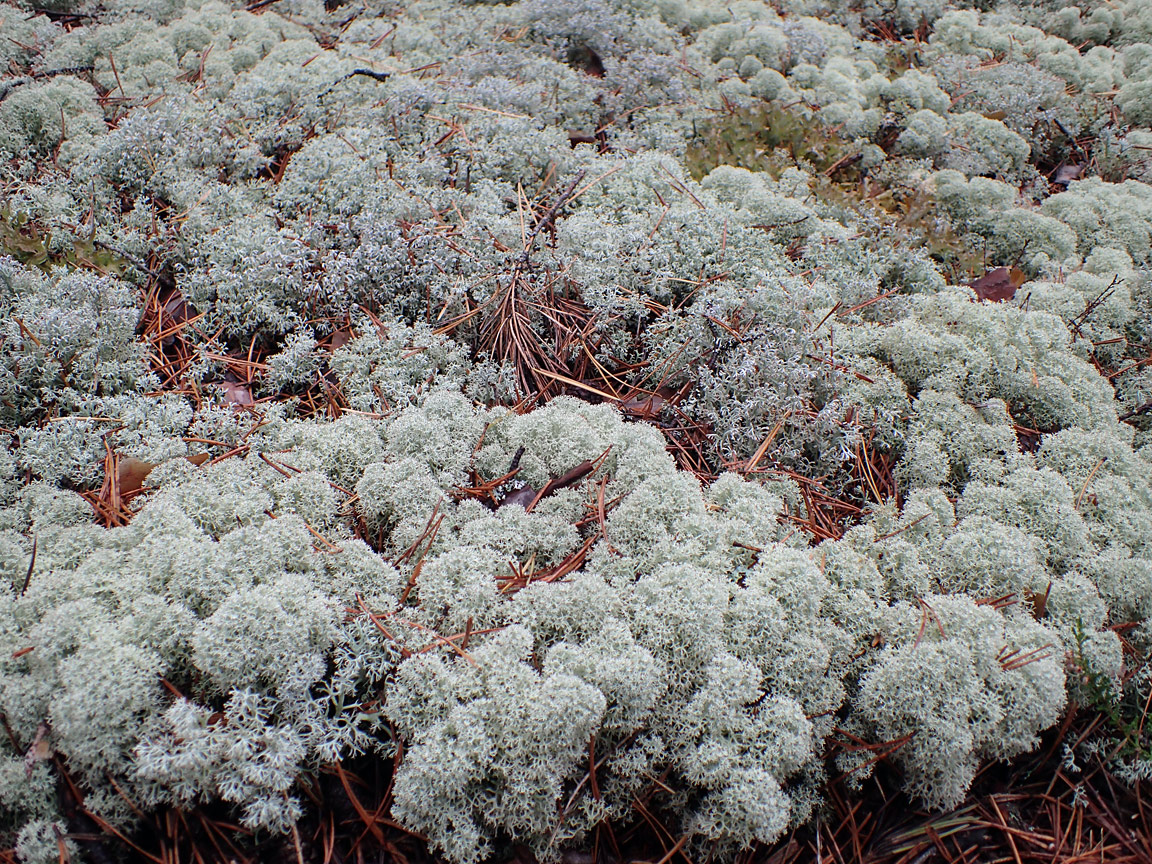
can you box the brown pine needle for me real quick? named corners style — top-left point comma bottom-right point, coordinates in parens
top-left (744, 412), bottom-right (791, 474)
top-left (529, 368), bottom-right (618, 400)
top-left (1074, 457), bottom-right (1106, 509)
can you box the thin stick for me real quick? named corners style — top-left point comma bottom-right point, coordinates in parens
top-left (526, 460), bottom-right (596, 513)
top-left (288, 794), bottom-right (306, 864)
top-left (873, 513), bottom-right (929, 543)
top-left (517, 170), bottom-right (586, 266)
top-left (989, 797), bottom-right (1023, 864)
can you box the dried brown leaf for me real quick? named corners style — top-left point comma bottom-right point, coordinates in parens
top-left (162, 291), bottom-right (196, 324)
top-left (499, 485), bottom-right (538, 509)
top-left (970, 266), bottom-right (1026, 303)
top-left (117, 457), bottom-right (157, 494)
top-left (117, 453), bottom-right (211, 494)
top-left (24, 722), bottom-right (50, 778)
top-left (620, 393), bottom-right (666, 419)
top-left (216, 381), bottom-right (254, 406)
top-left (1053, 163), bottom-right (1084, 186)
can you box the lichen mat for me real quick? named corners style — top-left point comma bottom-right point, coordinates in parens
top-left (0, 0), bottom-right (1150, 861)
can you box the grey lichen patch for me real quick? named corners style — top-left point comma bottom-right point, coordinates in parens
top-left (0, 0), bottom-right (1150, 859)
top-left (0, 388), bottom-right (1134, 861)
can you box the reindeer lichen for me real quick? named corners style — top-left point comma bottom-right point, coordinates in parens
top-left (0, 0), bottom-right (1150, 859)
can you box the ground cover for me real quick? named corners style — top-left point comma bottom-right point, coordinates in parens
top-left (0, 0), bottom-right (1150, 861)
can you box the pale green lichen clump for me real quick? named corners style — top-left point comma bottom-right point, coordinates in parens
top-left (0, 0), bottom-right (1150, 860)
top-left (0, 395), bottom-right (1087, 861)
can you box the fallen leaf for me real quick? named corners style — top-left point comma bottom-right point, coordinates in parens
top-left (118, 454), bottom-right (210, 494)
top-left (216, 380), bottom-right (254, 406)
top-left (970, 266), bottom-right (1026, 303)
top-left (118, 457), bottom-right (157, 494)
top-left (567, 45), bottom-right (604, 77)
top-left (499, 485), bottom-right (538, 509)
top-left (983, 109), bottom-right (1007, 121)
top-left (24, 722), bottom-right (51, 778)
top-left (1053, 163), bottom-right (1083, 186)
top-left (1027, 583), bottom-right (1052, 620)
top-left (162, 290), bottom-right (197, 324)
top-left (328, 329), bottom-right (352, 351)
top-left (620, 393), bottom-right (666, 419)
top-left (158, 291), bottom-right (199, 346)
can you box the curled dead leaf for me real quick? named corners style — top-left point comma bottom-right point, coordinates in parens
top-left (567, 45), bottom-right (604, 77)
top-left (158, 291), bottom-right (199, 346)
top-left (162, 291), bottom-right (196, 324)
top-left (620, 393), bottom-right (666, 419)
top-left (117, 457), bottom-right (156, 494)
top-left (1027, 583), bottom-right (1052, 620)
